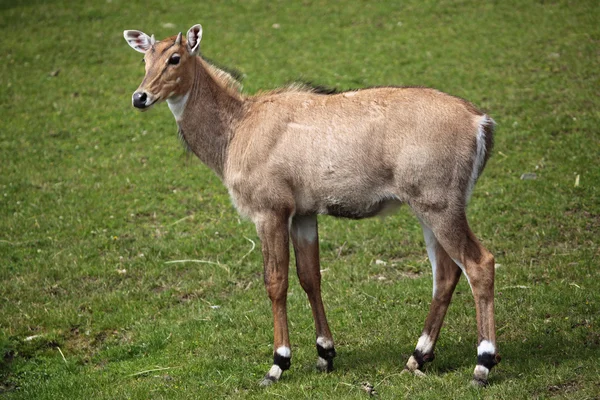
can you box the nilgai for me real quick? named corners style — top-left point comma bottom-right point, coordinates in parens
top-left (124, 24), bottom-right (500, 387)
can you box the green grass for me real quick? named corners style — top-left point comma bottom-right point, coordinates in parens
top-left (1, 0), bottom-right (599, 398)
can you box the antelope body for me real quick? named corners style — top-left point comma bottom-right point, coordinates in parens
top-left (124, 24), bottom-right (500, 387)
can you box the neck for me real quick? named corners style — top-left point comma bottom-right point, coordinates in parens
top-left (167, 92), bottom-right (190, 121)
top-left (167, 57), bottom-right (244, 178)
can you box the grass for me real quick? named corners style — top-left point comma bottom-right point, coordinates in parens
top-left (1, 0), bottom-right (599, 398)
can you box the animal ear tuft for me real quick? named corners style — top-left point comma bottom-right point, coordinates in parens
top-left (186, 24), bottom-right (202, 56)
top-left (124, 30), bottom-right (153, 54)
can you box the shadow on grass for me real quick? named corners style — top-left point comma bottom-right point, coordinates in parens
top-left (333, 339), bottom-right (474, 376)
top-left (498, 329), bottom-right (599, 374)
top-left (0, 349), bottom-right (17, 394)
top-left (328, 327), bottom-right (598, 385)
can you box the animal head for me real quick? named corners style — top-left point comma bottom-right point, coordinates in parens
top-left (123, 24), bottom-right (202, 110)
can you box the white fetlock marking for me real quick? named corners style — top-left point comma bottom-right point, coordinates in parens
top-left (405, 355), bottom-right (419, 371)
top-left (267, 364), bottom-right (283, 380)
top-left (276, 346), bottom-right (291, 358)
top-left (316, 337), bottom-right (333, 349)
top-left (477, 340), bottom-right (496, 356)
top-left (416, 333), bottom-right (434, 354)
top-left (316, 357), bottom-right (328, 370)
top-left (473, 365), bottom-right (489, 380)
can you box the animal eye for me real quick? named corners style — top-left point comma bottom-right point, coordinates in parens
top-left (169, 54), bottom-right (180, 65)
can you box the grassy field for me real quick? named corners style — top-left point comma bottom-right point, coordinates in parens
top-left (1, 0), bottom-right (599, 398)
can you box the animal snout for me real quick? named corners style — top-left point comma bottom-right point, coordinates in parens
top-left (132, 91), bottom-right (148, 109)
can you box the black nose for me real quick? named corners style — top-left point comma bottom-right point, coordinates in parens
top-left (132, 92), bottom-right (147, 108)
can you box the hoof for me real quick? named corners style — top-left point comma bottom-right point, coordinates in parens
top-left (401, 366), bottom-right (426, 377)
top-left (403, 354), bottom-right (426, 377)
top-left (472, 365), bottom-right (490, 387)
top-left (260, 364), bottom-right (283, 386)
top-left (316, 339), bottom-right (336, 373)
top-left (260, 375), bottom-right (277, 387)
top-left (316, 356), bottom-right (334, 373)
top-left (471, 378), bottom-right (488, 388)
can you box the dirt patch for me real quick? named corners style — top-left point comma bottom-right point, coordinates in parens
top-left (547, 380), bottom-right (582, 396)
top-left (585, 330), bottom-right (600, 349)
top-left (62, 326), bottom-right (132, 363)
top-left (565, 208), bottom-right (600, 231)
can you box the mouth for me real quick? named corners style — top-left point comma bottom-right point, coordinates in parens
top-left (132, 92), bottom-right (159, 111)
top-left (136, 98), bottom-right (158, 112)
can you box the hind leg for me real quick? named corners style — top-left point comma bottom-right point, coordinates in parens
top-left (404, 221), bottom-right (462, 375)
top-left (412, 208), bottom-right (500, 385)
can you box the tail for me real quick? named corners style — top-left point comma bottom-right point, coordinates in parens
top-left (466, 114), bottom-right (496, 202)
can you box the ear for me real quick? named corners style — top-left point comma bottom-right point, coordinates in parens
top-left (123, 30), bottom-right (153, 54)
top-left (186, 24), bottom-right (203, 55)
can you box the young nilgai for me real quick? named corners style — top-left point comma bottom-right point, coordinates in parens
top-left (124, 24), bottom-right (499, 387)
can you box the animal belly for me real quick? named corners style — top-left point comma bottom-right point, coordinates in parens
top-left (323, 197), bottom-right (402, 219)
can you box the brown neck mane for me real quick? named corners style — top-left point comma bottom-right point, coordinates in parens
top-left (176, 57), bottom-right (244, 178)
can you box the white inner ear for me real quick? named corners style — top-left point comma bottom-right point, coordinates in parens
top-left (124, 30), bottom-right (152, 54)
top-left (186, 24), bottom-right (203, 55)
